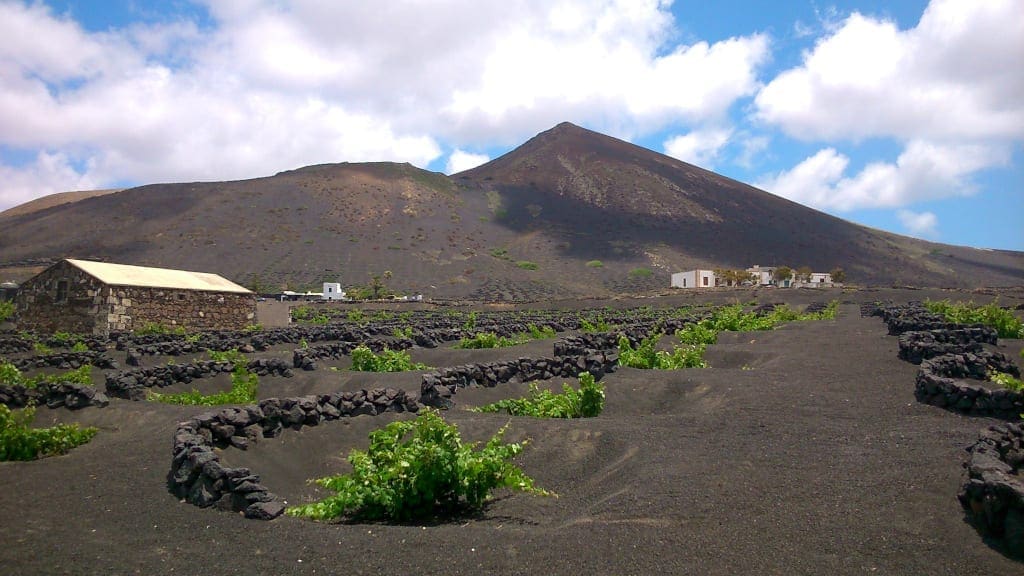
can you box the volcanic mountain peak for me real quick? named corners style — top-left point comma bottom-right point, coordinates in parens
top-left (0, 122), bottom-right (1020, 297)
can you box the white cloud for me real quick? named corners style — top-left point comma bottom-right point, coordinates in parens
top-left (0, 0), bottom-right (774, 210)
top-left (445, 150), bottom-right (490, 175)
top-left (755, 140), bottom-right (1009, 212)
top-left (897, 209), bottom-right (939, 238)
top-left (735, 134), bottom-right (770, 168)
top-left (0, 151), bottom-right (100, 208)
top-left (755, 0), bottom-right (1024, 142)
top-left (663, 127), bottom-right (733, 168)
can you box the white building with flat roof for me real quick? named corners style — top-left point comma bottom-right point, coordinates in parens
top-left (671, 269), bottom-right (717, 289)
top-left (322, 282), bottom-right (346, 300)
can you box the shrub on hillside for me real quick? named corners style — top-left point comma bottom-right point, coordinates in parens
top-left (286, 410), bottom-right (550, 521)
top-left (474, 372), bottom-right (605, 418)
top-left (0, 404), bottom-right (97, 461)
top-left (618, 333), bottom-right (707, 369)
top-left (150, 350), bottom-right (258, 406)
top-left (924, 299), bottom-right (1023, 339)
top-left (350, 345), bottom-right (430, 372)
top-left (0, 300), bottom-right (14, 323)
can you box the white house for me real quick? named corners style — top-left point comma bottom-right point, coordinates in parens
top-left (671, 269), bottom-right (718, 289)
top-left (322, 282), bottom-right (346, 301)
top-left (798, 272), bottom-right (833, 287)
top-left (746, 265), bottom-right (776, 286)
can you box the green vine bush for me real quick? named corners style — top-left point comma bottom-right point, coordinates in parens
top-left (454, 332), bottom-right (527, 349)
top-left (473, 372), bottom-right (604, 418)
top-left (526, 324), bottom-right (557, 339)
top-left (0, 300), bottom-right (14, 322)
top-left (989, 371), bottom-right (1024, 393)
top-left (0, 362), bottom-right (93, 388)
top-left (136, 322), bottom-right (188, 336)
top-left (0, 404), bottom-right (98, 461)
top-left (618, 333), bottom-right (707, 369)
top-left (350, 345), bottom-right (430, 372)
top-left (924, 299), bottom-right (1023, 339)
top-left (286, 409), bottom-right (551, 521)
top-left (580, 316), bottom-right (611, 333)
top-left (149, 350), bottom-right (258, 406)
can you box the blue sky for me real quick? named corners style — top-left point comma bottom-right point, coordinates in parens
top-left (1, 0), bottom-right (1021, 250)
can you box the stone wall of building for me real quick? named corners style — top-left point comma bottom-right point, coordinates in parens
top-left (16, 260), bottom-right (256, 335)
top-left (15, 261), bottom-right (103, 334)
top-left (110, 287), bottom-right (255, 333)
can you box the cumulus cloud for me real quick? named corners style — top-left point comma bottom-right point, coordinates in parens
top-left (445, 150), bottom-right (490, 175)
top-left (0, 0), bottom-right (773, 211)
top-left (754, 0), bottom-right (1024, 142)
top-left (663, 127), bottom-right (733, 168)
top-left (0, 151), bottom-right (100, 208)
top-left (755, 140), bottom-right (1009, 212)
top-left (897, 209), bottom-right (939, 238)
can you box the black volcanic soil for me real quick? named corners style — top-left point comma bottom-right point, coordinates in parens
top-left (1, 289), bottom-right (1023, 575)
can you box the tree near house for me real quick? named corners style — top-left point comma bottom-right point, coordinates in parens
top-left (715, 269), bottom-right (757, 287)
top-left (830, 267), bottom-right (846, 283)
top-left (369, 270), bottom-right (393, 299)
top-left (774, 266), bottom-right (793, 286)
top-left (796, 266), bottom-right (813, 284)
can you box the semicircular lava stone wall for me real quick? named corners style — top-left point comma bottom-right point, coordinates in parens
top-left (170, 388), bottom-right (420, 520)
top-left (959, 422), bottom-right (1024, 557)
top-left (866, 301), bottom-right (1024, 557)
top-left (0, 382), bottom-right (109, 410)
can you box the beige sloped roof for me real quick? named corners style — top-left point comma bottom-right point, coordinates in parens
top-left (66, 259), bottom-right (252, 294)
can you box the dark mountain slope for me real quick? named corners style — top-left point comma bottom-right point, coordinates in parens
top-left (0, 123), bottom-right (1020, 299)
top-left (456, 122), bottom-right (1022, 288)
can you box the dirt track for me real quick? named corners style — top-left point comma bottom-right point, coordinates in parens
top-left (1, 290), bottom-right (1022, 575)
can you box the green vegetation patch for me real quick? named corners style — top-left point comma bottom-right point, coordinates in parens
top-left (618, 333), bottom-right (707, 370)
top-left (292, 306), bottom-right (330, 325)
top-left (149, 350), bottom-right (258, 406)
top-left (515, 261), bottom-right (539, 270)
top-left (286, 409), bottom-right (550, 521)
top-left (1, 404), bottom-right (97, 461)
top-left (585, 260), bottom-right (604, 268)
top-left (0, 300), bottom-right (14, 323)
top-left (136, 322), bottom-right (188, 336)
top-left (454, 332), bottom-right (527, 349)
top-left (924, 299), bottom-right (1023, 339)
top-left (350, 345), bottom-right (430, 372)
top-left (628, 267), bottom-right (653, 278)
top-left (473, 372), bottom-right (604, 418)
top-left (0, 362), bottom-right (93, 389)
top-left (989, 371), bottom-right (1024, 393)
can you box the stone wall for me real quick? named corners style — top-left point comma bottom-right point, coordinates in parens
top-left (108, 287), bottom-right (255, 333)
top-left (898, 327), bottom-right (999, 364)
top-left (15, 261), bottom-right (103, 334)
top-left (169, 388), bottom-right (419, 520)
top-left (0, 382), bottom-right (109, 410)
top-left (106, 359), bottom-right (293, 400)
top-left (959, 422), bottom-right (1024, 557)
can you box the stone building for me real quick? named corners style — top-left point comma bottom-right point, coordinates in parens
top-left (15, 259), bottom-right (255, 335)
